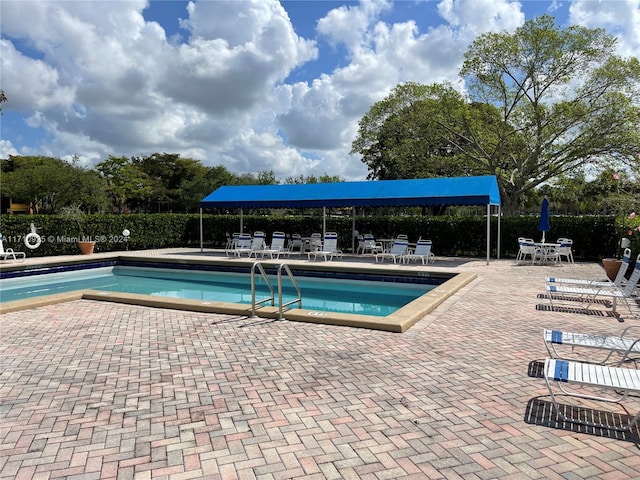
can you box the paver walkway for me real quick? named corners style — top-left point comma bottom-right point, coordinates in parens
top-left (1, 251), bottom-right (640, 479)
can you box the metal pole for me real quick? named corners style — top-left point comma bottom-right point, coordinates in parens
top-left (486, 204), bottom-right (490, 265)
top-left (497, 205), bottom-right (501, 259)
top-left (199, 207), bottom-right (203, 252)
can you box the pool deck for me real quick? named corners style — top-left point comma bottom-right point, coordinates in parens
top-left (1, 249), bottom-right (640, 479)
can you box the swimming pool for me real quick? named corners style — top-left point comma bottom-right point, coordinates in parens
top-left (1, 265), bottom-right (433, 317)
top-left (0, 255), bottom-right (477, 332)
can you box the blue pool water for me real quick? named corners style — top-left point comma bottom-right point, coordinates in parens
top-left (0, 266), bottom-right (436, 317)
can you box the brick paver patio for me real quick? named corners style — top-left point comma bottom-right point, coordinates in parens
top-left (1, 251), bottom-right (639, 479)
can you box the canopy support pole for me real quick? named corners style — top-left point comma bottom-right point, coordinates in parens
top-left (486, 204), bottom-right (491, 265)
top-left (240, 209), bottom-right (244, 234)
top-left (199, 207), bottom-right (203, 252)
top-left (322, 207), bottom-right (326, 239)
top-left (497, 204), bottom-right (501, 259)
top-left (352, 206), bottom-right (356, 254)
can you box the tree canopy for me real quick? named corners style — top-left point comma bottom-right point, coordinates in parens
top-left (351, 15), bottom-right (640, 213)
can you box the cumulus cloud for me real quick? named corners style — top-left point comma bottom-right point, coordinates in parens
top-left (569, 0), bottom-right (640, 58)
top-left (0, 0), bottom-right (633, 181)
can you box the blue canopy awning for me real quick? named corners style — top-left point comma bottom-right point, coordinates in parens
top-left (200, 175), bottom-right (501, 209)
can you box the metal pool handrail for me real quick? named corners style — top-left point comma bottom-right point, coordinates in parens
top-left (250, 262), bottom-right (274, 317)
top-left (277, 263), bottom-right (302, 320)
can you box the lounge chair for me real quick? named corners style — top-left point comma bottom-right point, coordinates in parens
top-left (403, 239), bottom-right (435, 264)
top-left (288, 233), bottom-right (303, 254)
top-left (229, 233), bottom-right (252, 257)
top-left (248, 231), bottom-right (267, 258)
top-left (358, 234), bottom-right (383, 255)
top-left (262, 231), bottom-right (288, 259)
top-left (308, 232), bottom-right (343, 261)
top-left (545, 254), bottom-right (640, 315)
top-left (546, 248), bottom-right (631, 288)
top-left (543, 358), bottom-right (640, 432)
top-left (543, 326), bottom-right (640, 365)
top-left (0, 234), bottom-right (26, 262)
top-left (375, 239), bottom-right (408, 264)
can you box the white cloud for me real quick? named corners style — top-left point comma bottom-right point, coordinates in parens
top-left (0, 140), bottom-right (19, 158)
top-left (0, 0), bottom-right (635, 183)
top-left (569, 0), bottom-right (640, 58)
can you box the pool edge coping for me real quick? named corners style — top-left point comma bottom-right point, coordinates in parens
top-left (0, 254), bottom-right (477, 332)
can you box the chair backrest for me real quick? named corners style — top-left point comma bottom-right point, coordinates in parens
top-left (622, 254), bottom-right (640, 297)
top-left (396, 234), bottom-right (408, 240)
top-left (323, 232), bottom-right (339, 252)
top-left (236, 233), bottom-right (252, 249)
top-left (270, 232), bottom-right (286, 250)
top-left (390, 239), bottom-right (408, 255)
top-left (251, 232), bottom-right (266, 250)
top-left (518, 238), bottom-right (536, 254)
top-left (614, 248), bottom-right (632, 286)
top-left (0, 234), bottom-right (6, 255)
top-left (413, 239), bottom-right (432, 256)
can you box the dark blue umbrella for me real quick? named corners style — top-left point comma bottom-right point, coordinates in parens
top-left (538, 197), bottom-right (550, 242)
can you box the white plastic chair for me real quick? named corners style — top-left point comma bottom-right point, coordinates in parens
top-left (375, 239), bottom-right (408, 264)
top-left (262, 232), bottom-right (288, 259)
top-left (360, 234), bottom-right (383, 255)
top-left (230, 233), bottom-right (252, 257)
top-left (308, 232), bottom-right (343, 261)
top-left (0, 233), bottom-right (26, 262)
top-left (556, 238), bottom-right (574, 264)
top-left (403, 239), bottom-right (435, 264)
top-left (288, 233), bottom-right (303, 254)
top-left (248, 231), bottom-right (266, 258)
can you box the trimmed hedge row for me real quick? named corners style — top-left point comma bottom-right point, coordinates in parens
top-left (0, 213), bottom-right (632, 260)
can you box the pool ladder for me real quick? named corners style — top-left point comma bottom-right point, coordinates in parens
top-left (250, 262), bottom-right (302, 319)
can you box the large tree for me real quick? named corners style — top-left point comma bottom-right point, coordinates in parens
top-left (352, 15), bottom-right (640, 213)
top-left (2, 155), bottom-right (108, 213)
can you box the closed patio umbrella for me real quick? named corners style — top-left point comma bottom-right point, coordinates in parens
top-left (538, 197), bottom-right (550, 242)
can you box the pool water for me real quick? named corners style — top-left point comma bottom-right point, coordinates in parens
top-left (0, 266), bottom-right (435, 317)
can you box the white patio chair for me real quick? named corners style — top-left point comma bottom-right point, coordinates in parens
top-left (517, 238), bottom-right (543, 264)
top-left (545, 248), bottom-right (631, 288)
top-left (360, 234), bottom-right (383, 255)
top-left (229, 233), bottom-right (252, 257)
top-left (375, 239), bottom-right (408, 264)
top-left (545, 254), bottom-right (640, 315)
top-left (248, 231), bottom-right (266, 258)
top-left (0, 233), bottom-right (26, 262)
top-left (544, 358), bottom-right (640, 432)
top-left (308, 232), bottom-right (343, 261)
top-left (403, 239), bottom-right (435, 264)
top-left (556, 238), bottom-right (574, 264)
top-left (543, 326), bottom-right (640, 366)
top-left (262, 231), bottom-right (288, 259)
top-left (288, 233), bottom-right (303, 254)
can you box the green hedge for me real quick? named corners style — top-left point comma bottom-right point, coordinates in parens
top-left (1, 212), bottom-right (636, 260)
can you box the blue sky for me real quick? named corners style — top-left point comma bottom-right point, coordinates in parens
top-left (1, 0), bottom-right (638, 181)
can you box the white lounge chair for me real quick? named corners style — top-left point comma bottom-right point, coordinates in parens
top-left (248, 231), bottom-right (267, 258)
top-left (288, 233), bottom-right (303, 254)
top-left (230, 233), bottom-right (252, 257)
top-left (375, 239), bottom-right (408, 264)
top-left (403, 239), bottom-right (435, 264)
top-left (262, 231), bottom-right (288, 259)
top-left (308, 232), bottom-right (343, 261)
top-left (359, 234), bottom-right (383, 255)
top-left (545, 248), bottom-right (631, 288)
top-left (543, 326), bottom-right (640, 365)
top-left (545, 254), bottom-right (640, 315)
top-left (544, 358), bottom-right (640, 432)
top-left (0, 233), bottom-right (26, 262)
